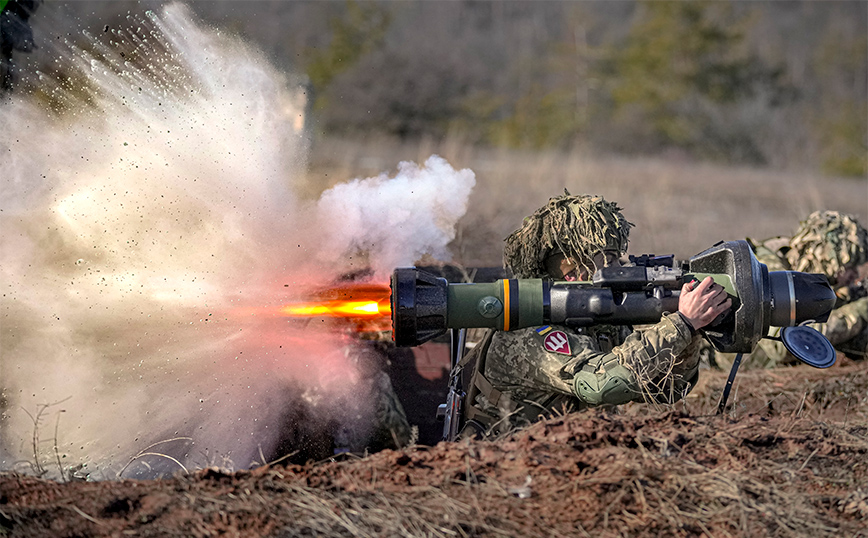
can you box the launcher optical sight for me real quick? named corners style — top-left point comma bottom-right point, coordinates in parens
top-left (391, 240), bottom-right (836, 356)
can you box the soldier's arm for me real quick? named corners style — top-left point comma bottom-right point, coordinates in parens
top-left (485, 278), bottom-right (729, 407)
top-left (813, 297), bottom-right (868, 347)
top-left (571, 313), bottom-right (701, 405)
top-left (572, 276), bottom-right (730, 406)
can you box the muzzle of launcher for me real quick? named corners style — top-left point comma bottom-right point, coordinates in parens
top-left (391, 240), bottom-right (837, 354)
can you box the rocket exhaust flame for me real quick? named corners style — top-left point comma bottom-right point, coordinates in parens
top-left (277, 283), bottom-right (392, 332)
top-left (280, 301), bottom-right (388, 317)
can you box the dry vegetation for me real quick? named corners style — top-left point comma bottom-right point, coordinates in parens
top-left (2, 364), bottom-right (867, 537)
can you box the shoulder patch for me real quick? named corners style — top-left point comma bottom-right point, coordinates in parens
top-left (543, 330), bottom-right (571, 355)
top-left (535, 325), bottom-right (552, 335)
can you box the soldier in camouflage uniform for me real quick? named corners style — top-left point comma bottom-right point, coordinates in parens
top-left (326, 339), bottom-right (412, 453)
top-left (719, 211), bottom-right (868, 368)
top-left (459, 193), bottom-right (732, 437)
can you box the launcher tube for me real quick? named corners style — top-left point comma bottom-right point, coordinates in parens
top-left (549, 285), bottom-right (680, 327)
top-left (446, 279), bottom-right (546, 331)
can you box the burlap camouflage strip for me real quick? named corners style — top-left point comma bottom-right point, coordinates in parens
top-left (784, 211), bottom-right (868, 286)
top-left (503, 191), bottom-right (633, 279)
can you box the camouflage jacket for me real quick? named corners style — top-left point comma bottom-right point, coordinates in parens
top-left (745, 237), bottom-right (868, 366)
top-left (463, 313), bottom-right (702, 435)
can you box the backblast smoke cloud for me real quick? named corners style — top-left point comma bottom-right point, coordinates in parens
top-left (0, 3), bottom-right (475, 478)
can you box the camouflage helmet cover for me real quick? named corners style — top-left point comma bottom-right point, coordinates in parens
top-left (504, 192), bottom-right (633, 278)
top-left (785, 210), bottom-right (867, 285)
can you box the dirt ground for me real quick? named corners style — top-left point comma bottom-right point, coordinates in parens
top-left (2, 360), bottom-right (867, 538)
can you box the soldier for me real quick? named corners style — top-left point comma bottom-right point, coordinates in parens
top-left (328, 271), bottom-right (413, 452)
top-left (726, 211), bottom-right (868, 368)
top-left (351, 339), bottom-right (413, 452)
top-left (459, 193), bottom-right (732, 437)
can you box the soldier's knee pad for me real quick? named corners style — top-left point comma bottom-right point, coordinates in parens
top-left (574, 365), bottom-right (636, 406)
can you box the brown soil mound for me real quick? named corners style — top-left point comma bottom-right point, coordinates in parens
top-left (3, 364), bottom-right (867, 538)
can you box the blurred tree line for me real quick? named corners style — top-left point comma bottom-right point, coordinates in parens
top-left (294, 0), bottom-right (865, 177)
top-left (17, 0), bottom-right (868, 177)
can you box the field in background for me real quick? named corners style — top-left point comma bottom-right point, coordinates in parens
top-left (305, 136), bottom-right (868, 268)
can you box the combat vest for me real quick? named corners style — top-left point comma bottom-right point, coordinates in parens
top-left (458, 324), bottom-right (625, 438)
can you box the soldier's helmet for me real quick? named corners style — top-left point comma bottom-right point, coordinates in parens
top-left (503, 192), bottom-right (633, 278)
top-left (785, 210), bottom-right (868, 286)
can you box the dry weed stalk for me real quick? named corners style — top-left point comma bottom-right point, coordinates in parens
top-left (19, 397), bottom-right (71, 481)
top-left (117, 436), bottom-right (193, 478)
top-left (624, 345), bottom-right (694, 411)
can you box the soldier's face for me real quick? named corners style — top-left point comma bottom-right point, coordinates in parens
top-left (546, 250), bottom-right (620, 281)
top-left (835, 266), bottom-right (859, 287)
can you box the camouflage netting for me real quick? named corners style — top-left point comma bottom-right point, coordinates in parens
top-left (785, 210), bottom-right (868, 286)
top-left (503, 191), bottom-right (633, 278)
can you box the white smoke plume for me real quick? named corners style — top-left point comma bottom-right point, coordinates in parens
top-left (316, 156), bottom-right (476, 278)
top-left (0, 4), bottom-right (473, 479)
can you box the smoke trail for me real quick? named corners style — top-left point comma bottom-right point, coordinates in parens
top-left (0, 4), bottom-right (473, 478)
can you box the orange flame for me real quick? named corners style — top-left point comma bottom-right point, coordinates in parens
top-left (278, 282), bottom-right (392, 332)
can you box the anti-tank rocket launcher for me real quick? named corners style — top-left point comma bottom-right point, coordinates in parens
top-left (392, 240), bottom-right (838, 439)
top-left (393, 241), bottom-right (835, 355)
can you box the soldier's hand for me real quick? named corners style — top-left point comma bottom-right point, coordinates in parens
top-left (678, 276), bottom-right (732, 330)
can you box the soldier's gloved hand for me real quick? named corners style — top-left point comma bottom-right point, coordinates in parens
top-left (678, 276), bottom-right (732, 330)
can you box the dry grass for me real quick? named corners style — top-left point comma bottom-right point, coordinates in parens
top-left (304, 135), bottom-right (867, 266)
top-left (4, 392), bottom-right (867, 537)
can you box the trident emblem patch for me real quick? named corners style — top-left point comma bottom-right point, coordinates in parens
top-left (543, 330), bottom-right (571, 355)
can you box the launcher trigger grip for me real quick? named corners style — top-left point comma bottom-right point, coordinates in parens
top-left (708, 310), bottom-right (732, 328)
